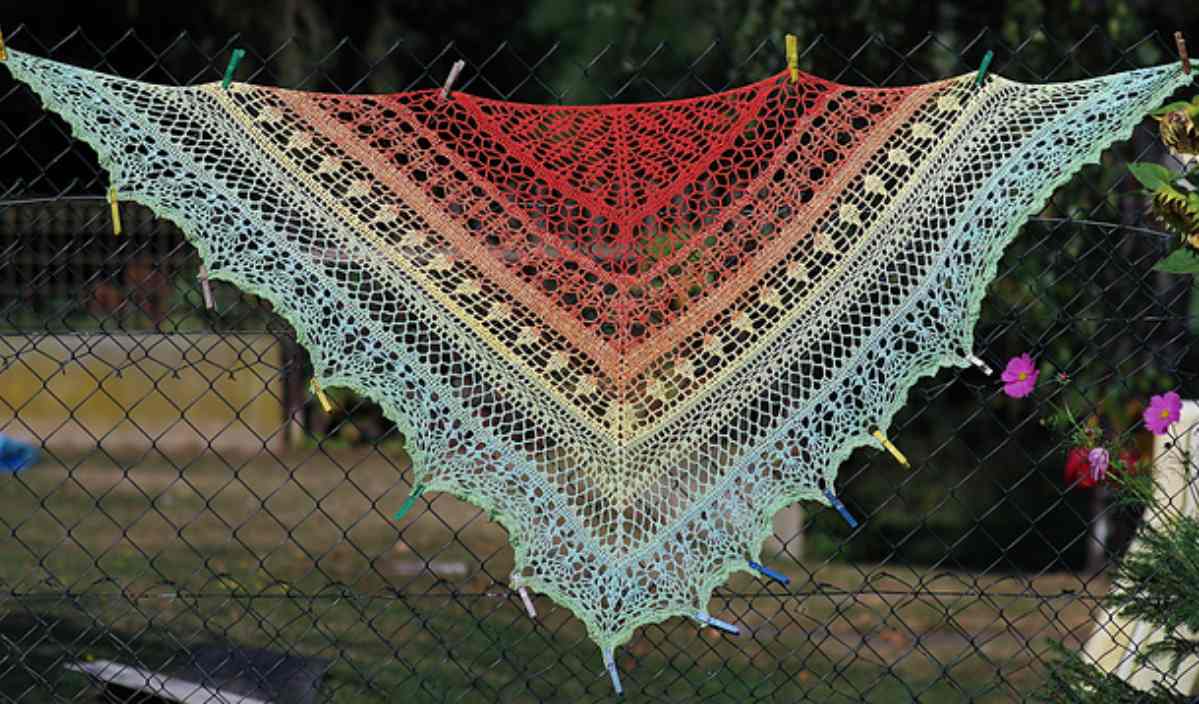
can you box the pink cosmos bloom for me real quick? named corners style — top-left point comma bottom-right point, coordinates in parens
top-left (1000, 353), bottom-right (1038, 398)
top-left (1143, 391), bottom-right (1182, 435)
top-left (1087, 448), bottom-right (1109, 483)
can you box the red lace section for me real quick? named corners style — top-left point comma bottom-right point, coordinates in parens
top-left (304, 72), bottom-right (918, 354)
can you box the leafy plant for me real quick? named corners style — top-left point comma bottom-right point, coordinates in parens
top-left (1129, 98), bottom-right (1199, 275)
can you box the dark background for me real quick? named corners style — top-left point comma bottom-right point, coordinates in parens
top-left (0, 0), bottom-right (1197, 582)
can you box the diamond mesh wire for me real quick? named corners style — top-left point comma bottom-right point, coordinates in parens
top-left (0, 26), bottom-right (1195, 703)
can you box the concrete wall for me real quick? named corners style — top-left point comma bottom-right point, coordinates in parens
top-left (0, 334), bottom-right (285, 458)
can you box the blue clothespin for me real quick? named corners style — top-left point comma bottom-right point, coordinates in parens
top-left (694, 611), bottom-right (739, 635)
top-left (222, 48), bottom-right (246, 90)
top-left (748, 560), bottom-right (791, 586)
top-left (823, 488), bottom-right (858, 529)
top-left (603, 650), bottom-right (623, 696)
top-left (0, 435), bottom-right (39, 473)
top-left (393, 483), bottom-right (426, 520)
top-left (974, 50), bottom-right (994, 88)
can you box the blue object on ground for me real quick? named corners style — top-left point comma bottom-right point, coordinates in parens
top-left (0, 435), bottom-right (39, 473)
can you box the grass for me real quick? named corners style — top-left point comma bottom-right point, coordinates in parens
top-left (0, 449), bottom-right (1105, 702)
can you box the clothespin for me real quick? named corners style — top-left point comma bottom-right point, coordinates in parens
top-left (748, 560), bottom-right (791, 586)
top-left (871, 429), bottom-right (910, 468)
top-left (603, 650), bottom-right (622, 696)
top-left (309, 378), bottom-right (333, 413)
top-left (1177, 32), bottom-right (1191, 76)
top-left (517, 586), bottom-right (537, 619)
top-left (785, 34), bottom-right (799, 83)
top-left (822, 488), bottom-right (858, 529)
top-left (440, 60), bottom-right (465, 100)
top-left (694, 611), bottom-right (739, 635)
top-left (0, 28), bottom-right (8, 62)
top-left (222, 48), bottom-right (245, 90)
top-left (197, 265), bottom-right (215, 311)
top-left (966, 353), bottom-right (993, 376)
top-left (974, 50), bottom-right (994, 88)
top-left (394, 483), bottom-right (426, 521)
top-left (107, 186), bottom-right (122, 236)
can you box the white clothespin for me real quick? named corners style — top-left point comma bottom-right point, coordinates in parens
top-left (518, 586), bottom-right (537, 619)
top-left (197, 265), bottom-right (215, 311)
top-left (441, 60), bottom-right (466, 100)
top-left (966, 353), bottom-right (993, 375)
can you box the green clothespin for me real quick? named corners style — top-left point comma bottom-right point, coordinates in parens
top-left (222, 48), bottom-right (246, 90)
top-left (974, 50), bottom-right (994, 88)
top-left (394, 484), bottom-right (426, 521)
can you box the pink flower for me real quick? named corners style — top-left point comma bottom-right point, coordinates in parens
top-left (1143, 391), bottom-right (1182, 435)
top-left (1001, 354), bottom-right (1038, 398)
top-left (1087, 448), bottom-right (1109, 483)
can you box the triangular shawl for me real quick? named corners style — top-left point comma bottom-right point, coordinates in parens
top-left (3, 49), bottom-right (1194, 664)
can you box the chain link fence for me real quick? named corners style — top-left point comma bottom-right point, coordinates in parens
top-left (0, 26), bottom-right (1196, 703)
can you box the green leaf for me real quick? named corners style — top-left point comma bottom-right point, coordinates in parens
top-left (1151, 100), bottom-right (1193, 116)
top-left (1146, 100), bottom-right (1194, 116)
top-left (1153, 248), bottom-right (1199, 274)
top-left (1128, 162), bottom-right (1175, 191)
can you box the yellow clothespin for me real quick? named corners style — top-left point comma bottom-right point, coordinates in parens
top-left (0, 29), bottom-right (8, 62)
top-left (785, 34), bottom-right (799, 83)
top-left (309, 378), bottom-right (333, 413)
top-left (871, 430), bottom-right (910, 468)
top-left (107, 186), bottom-right (122, 236)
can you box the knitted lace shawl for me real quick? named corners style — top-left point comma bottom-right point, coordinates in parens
top-left (3, 49), bottom-right (1193, 664)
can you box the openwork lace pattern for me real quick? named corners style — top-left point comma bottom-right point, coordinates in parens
top-left (3, 49), bottom-right (1193, 660)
